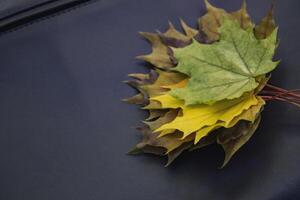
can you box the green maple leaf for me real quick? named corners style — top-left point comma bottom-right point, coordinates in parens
top-left (171, 18), bottom-right (279, 105)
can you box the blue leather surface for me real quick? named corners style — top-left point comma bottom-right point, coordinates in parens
top-left (0, 0), bottom-right (299, 199)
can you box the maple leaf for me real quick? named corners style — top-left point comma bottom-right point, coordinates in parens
top-left (165, 142), bottom-right (193, 166)
top-left (144, 109), bottom-right (179, 131)
top-left (123, 70), bottom-right (157, 105)
top-left (136, 32), bottom-right (174, 69)
top-left (128, 126), bottom-right (194, 166)
top-left (194, 96), bottom-right (264, 144)
top-left (145, 109), bottom-right (166, 121)
top-left (198, 0), bottom-right (253, 42)
top-left (190, 130), bottom-right (219, 151)
top-left (147, 70), bottom-right (186, 95)
top-left (217, 116), bottom-right (261, 167)
top-left (152, 93), bottom-right (262, 141)
top-left (124, 17), bottom-right (198, 107)
top-left (123, 69), bottom-right (185, 105)
top-left (171, 18), bottom-right (279, 105)
top-left (136, 21), bottom-right (195, 69)
top-left (129, 126), bottom-right (194, 154)
top-left (125, 70), bottom-right (195, 166)
top-left (159, 22), bottom-right (192, 48)
top-left (180, 19), bottom-right (198, 38)
top-left (254, 3), bottom-right (276, 39)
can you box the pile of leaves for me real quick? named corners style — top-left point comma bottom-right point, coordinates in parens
top-left (124, 0), bottom-right (300, 167)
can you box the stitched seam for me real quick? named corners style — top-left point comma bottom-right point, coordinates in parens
top-left (0, 0), bottom-right (55, 20)
top-left (0, 0), bottom-right (100, 37)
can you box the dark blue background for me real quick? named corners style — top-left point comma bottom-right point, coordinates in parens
top-left (0, 0), bottom-right (299, 199)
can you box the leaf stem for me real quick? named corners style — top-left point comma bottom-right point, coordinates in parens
top-left (260, 84), bottom-right (300, 107)
top-left (265, 84), bottom-right (300, 98)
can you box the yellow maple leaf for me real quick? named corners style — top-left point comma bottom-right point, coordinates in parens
top-left (194, 98), bottom-right (265, 143)
top-left (151, 94), bottom-right (261, 140)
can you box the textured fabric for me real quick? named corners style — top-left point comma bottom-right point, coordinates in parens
top-left (0, 0), bottom-right (299, 199)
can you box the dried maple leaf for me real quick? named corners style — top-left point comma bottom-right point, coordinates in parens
top-left (128, 126), bottom-right (194, 165)
top-left (136, 32), bottom-right (174, 69)
top-left (136, 21), bottom-right (194, 69)
top-left (217, 116), bottom-right (261, 167)
top-left (198, 0), bottom-right (253, 42)
top-left (254, 3), bottom-right (276, 39)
